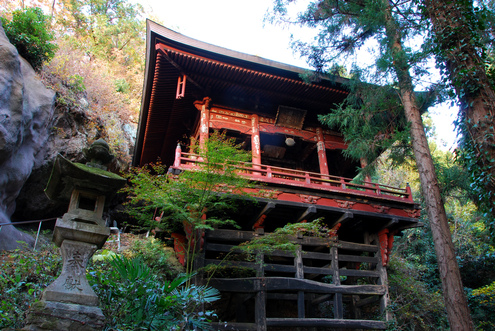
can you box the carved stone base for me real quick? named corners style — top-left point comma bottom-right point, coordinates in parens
top-left (23, 301), bottom-right (105, 331)
top-left (42, 240), bottom-right (98, 306)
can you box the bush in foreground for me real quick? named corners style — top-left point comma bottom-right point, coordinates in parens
top-left (0, 236), bottom-right (218, 330)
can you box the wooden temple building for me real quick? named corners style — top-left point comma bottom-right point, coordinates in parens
top-left (133, 20), bottom-right (422, 330)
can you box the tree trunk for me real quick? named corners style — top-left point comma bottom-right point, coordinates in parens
top-left (383, 2), bottom-right (474, 330)
top-left (423, 0), bottom-right (495, 218)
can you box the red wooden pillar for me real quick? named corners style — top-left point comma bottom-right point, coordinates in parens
top-left (251, 114), bottom-right (261, 175)
top-left (199, 97), bottom-right (211, 155)
top-left (316, 127), bottom-right (329, 176)
top-left (378, 229), bottom-right (390, 266)
top-left (173, 143), bottom-right (181, 168)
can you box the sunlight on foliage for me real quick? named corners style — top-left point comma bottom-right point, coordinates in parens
top-left (41, 38), bottom-right (136, 162)
top-left (90, 255), bottom-right (219, 330)
top-left (0, 7), bottom-right (57, 70)
top-left (236, 219), bottom-right (328, 256)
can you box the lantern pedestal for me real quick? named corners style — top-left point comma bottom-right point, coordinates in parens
top-left (23, 141), bottom-right (126, 331)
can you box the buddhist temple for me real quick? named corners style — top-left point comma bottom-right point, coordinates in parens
top-left (133, 19), bottom-right (422, 330)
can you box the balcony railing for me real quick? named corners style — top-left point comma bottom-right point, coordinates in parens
top-left (172, 149), bottom-right (413, 203)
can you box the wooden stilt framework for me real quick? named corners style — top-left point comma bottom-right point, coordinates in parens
top-left (199, 229), bottom-right (389, 330)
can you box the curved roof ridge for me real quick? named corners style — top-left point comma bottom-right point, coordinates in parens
top-left (147, 19), bottom-right (346, 84)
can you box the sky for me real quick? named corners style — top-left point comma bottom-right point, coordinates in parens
top-left (141, 0), bottom-right (458, 149)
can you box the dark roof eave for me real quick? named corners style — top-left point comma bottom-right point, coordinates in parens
top-left (147, 19), bottom-right (347, 85)
top-left (133, 20), bottom-right (157, 166)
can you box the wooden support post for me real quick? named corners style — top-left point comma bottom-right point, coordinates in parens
top-left (255, 287), bottom-right (266, 331)
top-left (295, 246), bottom-right (305, 319)
top-left (199, 97), bottom-right (211, 156)
top-left (251, 114), bottom-right (261, 175)
top-left (406, 183), bottom-right (413, 202)
top-left (331, 246), bottom-right (343, 319)
top-left (306, 293), bottom-right (317, 331)
top-left (316, 127), bottom-right (330, 182)
top-left (351, 294), bottom-right (362, 320)
top-left (192, 251), bottom-right (205, 286)
top-left (255, 251), bottom-right (266, 331)
top-left (173, 143), bottom-right (181, 168)
top-left (256, 251), bottom-right (264, 278)
top-left (375, 234), bottom-right (392, 322)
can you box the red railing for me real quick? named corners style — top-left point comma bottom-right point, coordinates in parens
top-left (172, 148), bottom-right (413, 203)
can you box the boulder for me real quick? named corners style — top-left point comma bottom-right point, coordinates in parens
top-left (0, 22), bottom-right (56, 250)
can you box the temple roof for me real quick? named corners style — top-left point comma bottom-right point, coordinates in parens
top-left (134, 20), bottom-right (350, 167)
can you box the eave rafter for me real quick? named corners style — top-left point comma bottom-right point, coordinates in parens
top-left (155, 43), bottom-right (348, 108)
top-left (249, 202), bottom-right (276, 229)
top-left (330, 211), bottom-right (353, 228)
top-left (156, 45), bottom-right (204, 91)
top-left (296, 206), bottom-right (317, 223)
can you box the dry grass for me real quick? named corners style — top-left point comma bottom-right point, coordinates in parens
top-left (40, 38), bottom-right (141, 164)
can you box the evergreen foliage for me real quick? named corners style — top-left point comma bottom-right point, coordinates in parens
top-left (387, 257), bottom-right (449, 330)
top-left (376, 144), bottom-right (495, 329)
top-left (318, 72), bottom-right (412, 176)
top-left (124, 237), bottom-right (184, 280)
top-left (421, 0), bottom-right (495, 228)
top-left (235, 219), bottom-right (328, 256)
top-left (1, 7), bottom-right (57, 70)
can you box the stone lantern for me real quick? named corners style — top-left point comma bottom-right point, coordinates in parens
top-left (24, 139), bottom-right (126, 331)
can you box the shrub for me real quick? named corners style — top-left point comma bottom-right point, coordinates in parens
top-left (1, 7), bottom-right (57, 70)
top-left (468, 282), bottom-right (495, 330)
top-left (88, 255), bottom-right (220, 330)
top-left (124, 236), bottom-right (184, 280)
top-left (0, 241), bottom-right (62, 329)
top-left (387, 257), bottom-right (449, 330)
top-left (0, 235), bottom-right (214, 330)
top-left (42, 38), bottom-right (136, 163)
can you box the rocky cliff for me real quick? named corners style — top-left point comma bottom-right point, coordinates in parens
top-left (0, 23), bottom-right (56, 249)
top-left (0, 23), bottom-right (134, 250)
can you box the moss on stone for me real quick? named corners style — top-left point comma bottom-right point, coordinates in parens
top-left (73, 163), bottom-right (123, 180)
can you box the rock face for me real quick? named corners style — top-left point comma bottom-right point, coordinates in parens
top-left (0, 23), bottom-right (135, 250)
top-left (0, 23), bottom-right (56, 250)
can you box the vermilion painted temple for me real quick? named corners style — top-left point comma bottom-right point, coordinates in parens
top-left (134, 20), bottom-right (422, 330)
